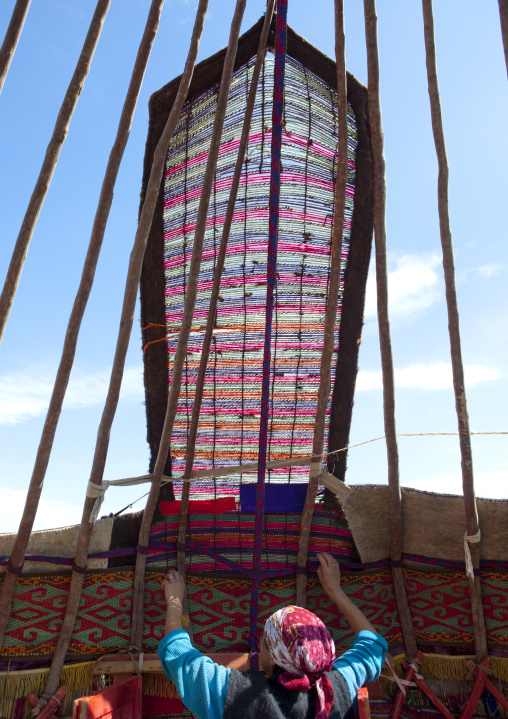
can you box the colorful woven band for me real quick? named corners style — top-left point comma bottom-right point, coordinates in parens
top-left (137, 544), bottom-right (150, 555)
top-left (71, 562), bottom-right (87, 575)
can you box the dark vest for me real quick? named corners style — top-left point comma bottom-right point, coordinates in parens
top-left (223, 668), bottom-right (356, 719)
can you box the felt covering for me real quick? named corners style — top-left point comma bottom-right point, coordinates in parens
top-left (339, 485), bottom-right (508, 564)
top-left (0, 516), bottom-right (114, 573)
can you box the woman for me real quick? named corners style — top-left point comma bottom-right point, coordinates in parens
top-left (158, 552), bottom-right (387, 719)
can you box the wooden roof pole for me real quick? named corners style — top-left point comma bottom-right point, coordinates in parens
top-left (130, 0), bottom-right (247, 649)
top-left (499, 0), bottom-right (508, 78)
top-left (40, 0), bottom-right (210, 700)
top-left (0, 0), bottom-right (31, 95)
top-left (177, 1), bottom-right (276, 584)
top-left (296, 0), bottom-right (348, 607)
top-left (0, 0), bottom-right (111, 348)
top-left (422, 0), bottom-right (488, 664)
top-left (363, 0), bottom-right (418, 659)
top-left (0, 0), bottom-right (166, 652)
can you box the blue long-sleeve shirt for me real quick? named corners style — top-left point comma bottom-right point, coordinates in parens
top-left (158, 629), bottom-right (388, 719)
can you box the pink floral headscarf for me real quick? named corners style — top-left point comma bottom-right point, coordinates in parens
top-left (264, 606), bottom-right (336, 719)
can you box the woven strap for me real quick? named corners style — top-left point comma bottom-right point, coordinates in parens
top-left (6, 560), bottom-right (23, 575)
top-left (295, 565), bottom-right (308, 575)
top-left (72, 562), bottom-right (87, 575)
top-left (248, 0), bottom-right (288, 661)
top-left (137, 544), bottom-right (150, 555)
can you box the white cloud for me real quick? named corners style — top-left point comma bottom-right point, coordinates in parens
top-left (356, 362), bottom-right (502, 391)
top-left (365, 253), bottom-right (443, 321)
top-left (401, 470), bottom-right (508, 500)
top-left (0, 364), bottom-right (144, 426)
top-left (478, 263), bottom-right (503, 279)
top-left (0, 486), bottom-right (83, 533)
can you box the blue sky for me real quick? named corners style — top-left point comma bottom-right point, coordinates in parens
top-left (0, 0), bottom-right (506, 532)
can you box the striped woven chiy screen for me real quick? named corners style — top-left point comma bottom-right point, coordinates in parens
top-left (164, 53), bottom-right (357, 498)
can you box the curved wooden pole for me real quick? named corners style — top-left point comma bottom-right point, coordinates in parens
top-left (41, 0), bottom-right (210, 699)
top-left (363, 0), bottom-right (417, 660)
top-left (130, 0), bottom-right (248, 650)
top-left (0, 0), bottom-right (165, 652)
top-left (499, 0), bottom-right (508, 79)
top-left (295, 0), bottom-right (348, 607)
top-left (422, 0), bottom-right (488, 663)
top-left (176, 0), bottom-right (276, 586)
top-left (0, 0), bottom-right (111, 347)
top-left (0, 0), bottom-right (31, 95)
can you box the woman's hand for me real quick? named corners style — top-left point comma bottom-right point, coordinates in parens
top-left (162, 571), bottom-right (186, 634)
top-left (318, 553), bottom-right (377, 634)
top-left (162, 570), bottom-right (186, 606)
top-left (317, 552), bottom-right (342, 600)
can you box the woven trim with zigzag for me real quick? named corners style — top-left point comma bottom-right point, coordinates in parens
top-left (1, 568), bottom-right (507, 658)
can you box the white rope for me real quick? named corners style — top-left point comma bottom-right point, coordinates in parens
top-left (407, 662), bottom-right (424, 680)
top-left (464, 529), bottom-right (481, 580)
top-left (104, 430), bottom-right (507, 486)
top-left (86, 480), bottom-right (110, 524)
top-left (86, 480), bottom-right (110, 498)
top-left (81, 430), bottom-right (505, 517)
top-left (383, 656), bottom-right (412, 696)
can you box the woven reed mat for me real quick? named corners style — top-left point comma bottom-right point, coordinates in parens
top-left (2, 567), bottom-right (508, 658)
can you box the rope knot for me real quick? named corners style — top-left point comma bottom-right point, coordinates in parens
top-left (464, 529), bottom-right (481, 579)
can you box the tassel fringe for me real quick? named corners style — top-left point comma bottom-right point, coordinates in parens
top-left (0, 661), bottom-right (106, 719)
top-left (381, 653), bottom-right (508, 682)
top-left (143, 673), bottom-right (180, 698)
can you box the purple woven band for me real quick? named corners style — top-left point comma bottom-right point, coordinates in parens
top-left (248, 0), bottom-right (288, 660)
top-left (250, 650), bottom-right (259, 671)
top-left (137, 544), bottom-right (150, 555)
top-left (295, 565), bottom-right (308, 575)
top-left (176, 542), bottom-right (187, 553)
top-left (390, 559), bottom-right (403, 568)
top-left (72, 562), bottom-right (87, 575)
top-left (6, 560), bottom-right (23, 575)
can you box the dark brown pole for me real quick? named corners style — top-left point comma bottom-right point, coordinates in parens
top-left (363, 0), bottom-right (417, 659)
top-left (0, 0), bottom-right (111, 347)
top-left (499, 0), bottom-right (508, 78)
top-left (41, 0), bottom-right (210, 699)
top-left (0, 0), bottom-right (31, 94)
top-left (0, 0), bottom-right (165, 652)
top-left (176, 0), bottom-right (276, 588)
top-left (295, 0), bottom-right (348, 607)
top-left (130, 0), bottom-right (248, 650)
top-left (422, 0), bottom-right (488, 664)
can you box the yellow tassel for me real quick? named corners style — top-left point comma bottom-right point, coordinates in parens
top-left (0, 660), bottom-right (98, 719)
top-left (182, 613), bottom-right (190, 628)
top-left (491, 656), bottom-right (508, 684)
top-left (0, 668), bottom-right (46, 700)
top-left (381, 653), bottom-right (508, 682)
top-left (143, 673), bottom-right (180, 698)
top-left (61, 661), bottom-right (95, 691)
